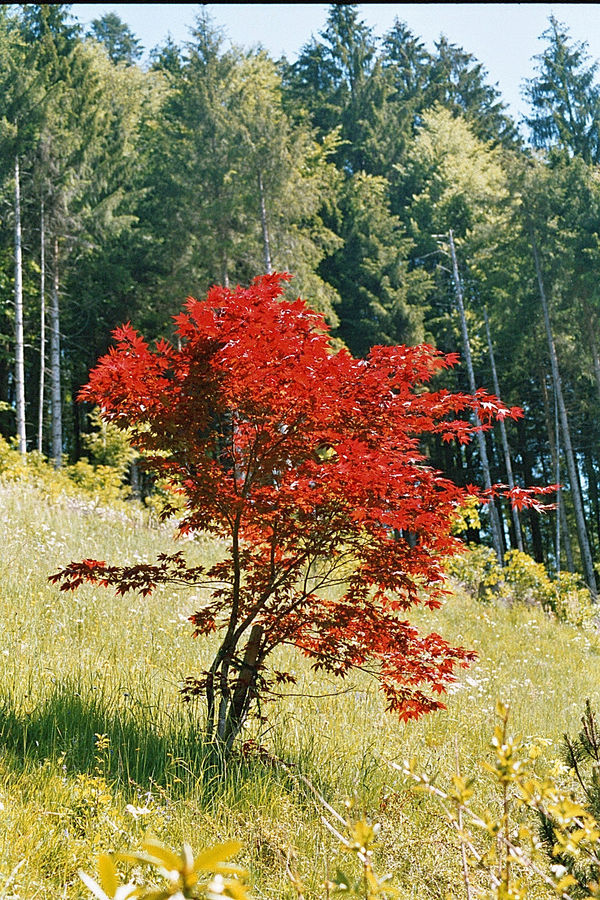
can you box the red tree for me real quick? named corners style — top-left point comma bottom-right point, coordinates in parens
top-left (51, 274), bottom-right (553, 750)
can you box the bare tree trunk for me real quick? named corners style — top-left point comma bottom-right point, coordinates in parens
top-left (582, 302), bottom-right (600, 403)
top-left (516, 417), bottom-right (544, 562)
top-left (448, 231), bottom-right (504, 565)
top-left (50, 236), bottom-right (62, 467)
top-left (258, 171), bottom-right (272, 275)
top-left (483, 309), bottom-right (523, 551)
top-left (530, 229), bottom-right (597, 598)
top-left (222, 251), bottom-right (229, 289)
top-left (591, 337), bottom-right (600, 403)
top-left (14, 157), bottom-right (26, 456)
top-left (540, 371), bottom-right (574, 572)
top-left (38, 200), bottom-right (46, 454)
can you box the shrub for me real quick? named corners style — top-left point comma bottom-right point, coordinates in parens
top-left (447, 545), bottom-right (593, 627)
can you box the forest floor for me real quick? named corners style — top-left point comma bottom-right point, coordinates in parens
top-left (1, 478), bottom-right (599, 898)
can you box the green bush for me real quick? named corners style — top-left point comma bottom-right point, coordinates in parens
top-left (447, 544), bottom-right (593, 627)
top-left (0, 435), bottom-right (132, 507)
top-left (446, 543), bottom-right (503, 602)
top-left (82, 407), bottom-right (137, 478)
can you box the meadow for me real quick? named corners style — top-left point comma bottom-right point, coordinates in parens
top-left (1, 473), bottom-right (600, 898)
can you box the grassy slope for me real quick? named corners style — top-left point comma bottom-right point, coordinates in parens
top-left (1, 480), bottom-right (599, 898)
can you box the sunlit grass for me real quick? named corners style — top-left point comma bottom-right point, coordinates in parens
top-left (1, 479), bottom-right (599, 897)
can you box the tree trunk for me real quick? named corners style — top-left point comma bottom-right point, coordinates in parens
top-left (540, 371), bottom-right (575, 572)
top-left (258, 171), bottom-right (272, 275)
top-left (50, 236), bottom-right (62, 467)
top-left (483, 309), bottom-right (523, 551)
top-left (448, 230), bottom-right (504, 564)
top-left (14, 157), bottom-right (26, 456)
top-left (38, 200), bottom-right (46, 454)
top-left (530, 228), bottom-right (597, 597)
top-left (583, 302), bottom-right (600, 403)
top-left (584, 443), bottom-right (600, 556)
top-left (222, 251), bottom-right (229, 289)
top-left (516, 417), bottom-right (545, 563)
top-left (224, 623), bottom-right (263, 750)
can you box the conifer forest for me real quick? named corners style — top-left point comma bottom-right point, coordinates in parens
top-left (3, 2), bottom-right (600, 591)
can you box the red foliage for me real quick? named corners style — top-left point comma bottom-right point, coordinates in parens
top-left (51, 274), bottom-right (552, 740)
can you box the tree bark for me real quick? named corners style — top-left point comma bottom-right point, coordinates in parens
top-left (540, 371), bottom-right (575, 572)
top-left (583, 302), bottom-right (600, 403)
top-left (50, 236), bottom-right (62, 467)
top-left (515, 407), bottom-right (545, 562)
top-left (530, 228), bottom-right (597, 597)
top-left (584, 443), bottom-right (600, 556)
top-left (14, 157), bottom-right (26, 456)
top-left (224, 623), bottom-right (263, 750)
top-left (38, 200), bottom-right (46, 454)
top-left (448, 230), bottom-right (504, 565)
top-left (222, 251), bottom-right (229, 289)
top-left (258, 170), bottom-right (272, 275)
top-left (483, 309), bottom-right (523, 551)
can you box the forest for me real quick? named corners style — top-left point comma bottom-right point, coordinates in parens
top-left (2, 2), bottom-right (600, 593)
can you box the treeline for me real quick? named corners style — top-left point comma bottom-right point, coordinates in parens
top-left (2, 3), bottom-right (600, 588)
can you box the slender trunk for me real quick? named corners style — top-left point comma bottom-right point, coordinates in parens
top-left (448, 230), bottom-right (504, 564)
top-left (38, 200), bottom-right (46, 454)
top-left (130, 458), bottom-right (140, 500)
top-left (530, 229), bottom-right (597, 598)
top-left (222, 251), bottom-right (229, 289)
top-left (483, 309), bottom-right (523, 551)
top-left (583, 303), bottom-right (600, 403)
top-left (591, 337), bottom-right (600, 403)
top-left (214, 516), bottom-right (242, 743)
top-left (540, 372), bottom-right (575, 572)
top-left (258, 171), bottom-right (272, 275)
top-left (516, 411), bottom-right (544, 562)
top-left (14, 157), bottom-right (26, 456)
top-left (50, 236), bottom-right (62, 467)
top-left (224, 623), bottom-right (263, 750)
top-left (584, 444), bottom-right (600, 556)
top-left (72, 382), bottom-right (81, 460)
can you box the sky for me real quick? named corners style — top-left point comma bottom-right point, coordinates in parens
top-left (69, 3), bottom-right (600, 125)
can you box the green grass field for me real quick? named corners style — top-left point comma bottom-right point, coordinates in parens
top-left (1, 477), bottom-right (599, 898)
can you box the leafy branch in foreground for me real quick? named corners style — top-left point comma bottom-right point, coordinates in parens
top-left (51, 273), bottom-right (554, 751)
top-left (402, 701), bottom-right (600, 899)
top-left (80, 833), bottom-right (250, 900)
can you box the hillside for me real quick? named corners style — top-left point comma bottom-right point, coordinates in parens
top-left (1, 477), bottom-right (600, 898)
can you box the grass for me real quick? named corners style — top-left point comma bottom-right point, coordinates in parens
top-left (1, 477), bottom-right (600, 897)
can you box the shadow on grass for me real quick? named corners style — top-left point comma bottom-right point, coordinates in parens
top-left (0, 679), bottom-right (304, 804)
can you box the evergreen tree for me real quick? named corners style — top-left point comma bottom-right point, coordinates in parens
top-left (427, 36), bottom-right (517, 146)
top-left (88, 12), bottom-right (143, 65)
top-left (378, 19), bottom-right (431, 169)
top-left (322, 172), bottom-right (428, 356)
top-left (285, 3), bottom-right (387, 173)
top-left (146, 12), bottom-right (341, 321)
top-left (524, 16), bottom-right (600, 163)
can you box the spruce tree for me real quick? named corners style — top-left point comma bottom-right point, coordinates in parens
top-left (88, 12), bottom-right (143, 66)
top-left (524, 15), bottom-right (600, 163)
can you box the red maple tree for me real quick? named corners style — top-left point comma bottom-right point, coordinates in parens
top-left (51, 274), bottom-right (553, 749)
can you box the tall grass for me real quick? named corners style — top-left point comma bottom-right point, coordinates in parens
top-left (1, 478), bottom-right (600, 897)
